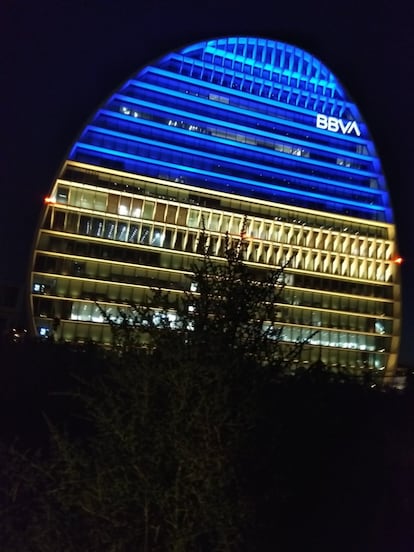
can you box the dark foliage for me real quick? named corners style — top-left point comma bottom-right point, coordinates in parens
top-left (1, 244), bottom-right (414, 550)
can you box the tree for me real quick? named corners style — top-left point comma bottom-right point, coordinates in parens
top-left (0, 230), bottom-right (308, 551)
top-left (3, 237), bottom-right (414, 550)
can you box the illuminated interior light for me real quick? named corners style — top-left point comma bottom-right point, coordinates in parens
top-left (76, 142), bottom-right (383, 213)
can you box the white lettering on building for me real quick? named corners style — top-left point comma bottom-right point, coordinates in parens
top-left (316, 114), bottom-right (361, 137)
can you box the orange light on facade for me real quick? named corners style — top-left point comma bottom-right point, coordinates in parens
top-left (44, 196), bottom-right (56, 204)
top-left (394, 257), bottom-right (403, 265)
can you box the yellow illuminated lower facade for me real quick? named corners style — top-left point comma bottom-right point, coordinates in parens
top-left (30, 161), bottom-right (401, 379)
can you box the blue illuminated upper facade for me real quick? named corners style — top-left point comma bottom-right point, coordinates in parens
top-left (68, 37), bottom-right (392, 223)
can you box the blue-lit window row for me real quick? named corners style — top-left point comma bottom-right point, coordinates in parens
top-left (90, 116), bottom-right (381, 204)
top-left (161, 55), bottom-right (347, 121)
top-left (96, 109), bottom-right (379, 191)
top-left (72, 145), bottom-right (386, 222)
top-left (128, 75), bottom-right (364, 154)
top-left (81, 124), bottom-right (383, 208)
top-left (109, 101), bottom-right (374, 176)
top-left (113, 90), bottom-right (371, 162)
top-left (117, 89), bottom-right (375, 175)
top-left (108, 97), bottom-right (373, 176)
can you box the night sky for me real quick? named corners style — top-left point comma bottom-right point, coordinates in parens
top-left (2, 0), bottom-right (414, 365)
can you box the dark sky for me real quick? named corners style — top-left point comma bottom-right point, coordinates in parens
top-left (2, 0), bottom-right (414, 364)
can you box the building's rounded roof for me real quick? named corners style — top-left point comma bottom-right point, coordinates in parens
top-left (68, 37), bottom-right (392, 222)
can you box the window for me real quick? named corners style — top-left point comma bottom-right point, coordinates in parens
top-left (116, 223), bottom-right (128, 241)
top-left (57, 186), bottom-right (69, 203)
top-left (53, 211), bottom-right (65, 231)
top-left (140, 226), bottom-right (150, 244)
top-left (143, 201), bottom-right (155, 220)
top-left (128, 224), bottom-right (139, 243)
top-left (92, 218), bottom-right (104, 237)
top-left (151, 228), bottom-right (163, 247)
top-left (33, 282), bottom-right (45, 294)
top-left (188, 209), bottom-right (200, 228)
top-left (104, 220), bottom-right (116, 239)
top-left (118, 197), bottom-right (131, 216)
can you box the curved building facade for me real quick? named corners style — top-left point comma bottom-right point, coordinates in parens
top-left (29, 37), bottom-right (401, 377)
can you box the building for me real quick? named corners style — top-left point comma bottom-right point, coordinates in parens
top-left (29, 37), bottom-right (401, 378)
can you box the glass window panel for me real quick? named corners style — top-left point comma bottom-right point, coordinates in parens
top-left (91, 305), bottom-right (104, 323)
top-left (131, 198), bottom-right (143, 218)
top-left (94, 192), bottom-right (107, 212)
top-left (164, 229), bottom-right (173, 249)
top-left (66, 213), bottom-right (78, 233)
top-left (140, 226), bottom-right (150, 244)
top-left (92, 218), bottom-right (104, 237)
top-left (70, 188), bottom-right (82, 208)
top-left (166, 205), bottom-right (177, 224)
top-left (107, 194), bottom-right (119, 214)
top-left (118, 196), bottom-right (131, 216)
top-left (188, 209), bottom-right (200, 228)
top-left (80, 191), bottom-right (94, 210)
top-left (128, 224), bottom-right (140, 243)
top-left (151, 228), bottom-right (163, 247)
top-left (177, 207), bottom-right (188, 226)
top-left (104, 220), bottom-right (116, 239)
top-left (154, 203), bottom-right (166, 222)
top-left (339, 332), bottom-right (348, 348)
top-left (116, 222), bottom-right (128, 241)
top-left (143, 201), bottom-right (155, 220)
top-left (57, 186), bottom-right (69, 204)
top-left (79, 216), bottom-right (92, 235)
top-left (53, 211), bottom-right (65, 231)
top-left (70, 302), bottom-right (80, 320)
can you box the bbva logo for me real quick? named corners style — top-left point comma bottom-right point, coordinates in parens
top-left (316, 114), bottom-right (361, 137)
